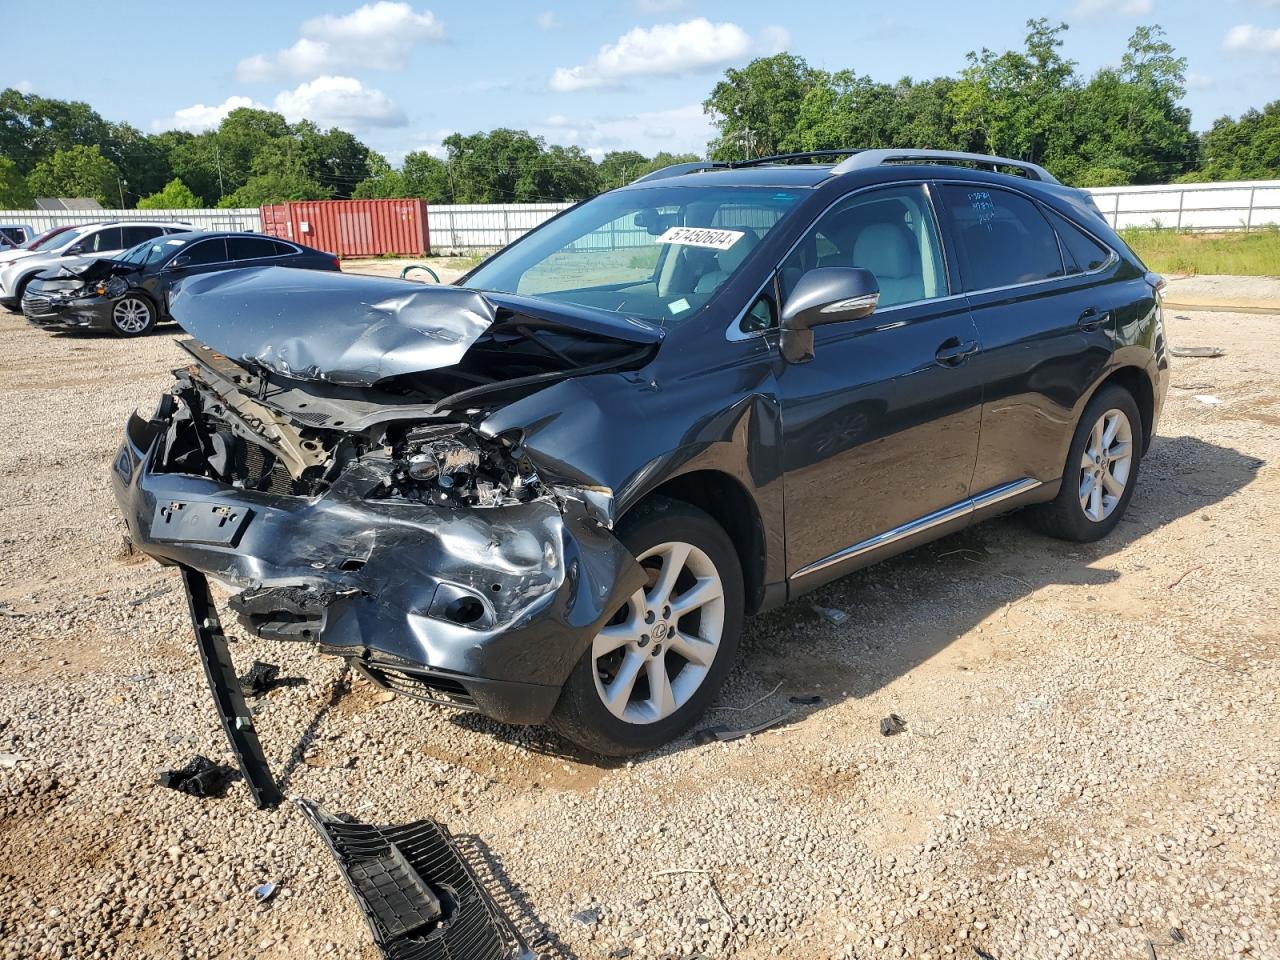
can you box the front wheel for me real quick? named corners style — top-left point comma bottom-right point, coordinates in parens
top-left (110, 294), bottom-right (156, 337)
top-left (1027, 384), bottom-right (1144, 542)
top-left (550, 498), bottom-right (744, 756)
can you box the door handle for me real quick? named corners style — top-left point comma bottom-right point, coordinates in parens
top-left (935, 337), bottom-right (979, 366)
top-left (1077, 307), bottom-right (1111, 331)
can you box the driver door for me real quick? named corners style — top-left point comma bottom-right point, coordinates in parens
top-left (774, 183), bottom-right (985, 583)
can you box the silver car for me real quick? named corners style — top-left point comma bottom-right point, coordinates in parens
top-left (0, 221), bottom-right (194, 310)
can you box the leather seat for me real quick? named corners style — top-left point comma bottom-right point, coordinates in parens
top-left (851, 221), bottom-right (924, 306)
top-left (693, 228), bottom-right (759, 294)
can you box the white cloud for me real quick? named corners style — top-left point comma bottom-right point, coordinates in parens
top-left (1072, 0), bottom-right (1152, 16)
top-left (1224, 24), bottom-right (1280, 52)
top-left (532, 103), bottom-right (712, 158)
top-left (550, 18), bottom-right (765, 91)
top-left (273, 76), bottom-right (407, 129)
top-left (237, 2), bottom-right (444, 81)
top-left (536, 10), bottom-right (558, 30)
top-left (152, 95), bottom-right (266, 133)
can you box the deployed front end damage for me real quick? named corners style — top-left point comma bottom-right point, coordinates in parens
top-left (112, 267), bottom-right (656, 725)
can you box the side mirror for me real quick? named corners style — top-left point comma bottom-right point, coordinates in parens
top-left (779, 267), bottom-right (880, 364)
top-left (168, 255), bottom-right (192, 270)
top-left (65, 244), bottom-right (84, 257)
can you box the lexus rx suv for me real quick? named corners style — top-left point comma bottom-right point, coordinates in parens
top-left (112, 149), bottom-right (1168, 756)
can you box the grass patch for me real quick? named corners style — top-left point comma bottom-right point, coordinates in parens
top-left (1120, 226), bottom-right (1280, 277)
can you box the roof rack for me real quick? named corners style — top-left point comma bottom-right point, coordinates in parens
top-left (832, 149), bottom-right (1060, 184)
top-left (630, 150), bottom-right (865, 184)
top-left (631, 161), bottom-right (726, 184)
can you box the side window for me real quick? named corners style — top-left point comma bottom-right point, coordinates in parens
top-left (1044, 208), bottom-right (1112, 274)
top-left (780, 184), bottom-right (948, 310)
top-left (226, 236), bottom-right (280, 261)
top-left (270, 240), bottom-right (298, 256)
top-left (939, 184), bottom-right (1065, 290)
top-left (738, 290), bottom-right (777, 335)
top-left (85, 227), bottom-right (124, 253)
top-left (121, 225), bottom-right (163, 247)
top-left (181, 238), bottom-right (228, 265)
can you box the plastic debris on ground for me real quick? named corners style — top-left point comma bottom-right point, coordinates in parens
top-left (811, 604), bottom-right (850, 624)
top-left (1192, 395), bottom-right (1223, 405)
top-left (296, 798), bottom-right (534, 960)
top-left (157, 755), bottom-right (236, 798)
top-left (253, 882), bottom-right (279, 904)
top-left (694, 709), bottom-right (795, 745)
top-left (1169, 345), bottom-right (1226, 358)
top-left (237, 660), bottom-right (307, 698)
top-left (880, 714), bottom-right (907, 737)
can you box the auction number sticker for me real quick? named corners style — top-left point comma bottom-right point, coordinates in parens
top-left (655, 227), bottom-right (744, 251)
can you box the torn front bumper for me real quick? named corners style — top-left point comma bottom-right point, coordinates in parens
top-left (22, 290), bottom-right (114, 330)
top-left (111, 406), bottom-right (644, 725)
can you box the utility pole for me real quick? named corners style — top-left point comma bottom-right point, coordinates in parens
top-left (214, 143), bottom-right (225, 200)
top-left (118, 178), bottom-right (128, 208)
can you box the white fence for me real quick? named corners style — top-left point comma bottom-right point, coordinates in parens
top-left (0, 208), bottom-right (261, 233)
top-left (3, 179), bottom-right (1278, 256)
top-left (1083, 181), bottom-right (1280, 232)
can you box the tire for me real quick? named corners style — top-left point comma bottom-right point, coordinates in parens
top-left (1027, 384), bottom-right (1144, 542)
top-left (110, 293), bottom-right (157, 337)
top-left (550, 497), bottom-right (745, 756)
top-left (7, 274), bottom-right (35, 313)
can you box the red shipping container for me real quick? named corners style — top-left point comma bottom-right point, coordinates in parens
top-left (258, 199), bottom-right (428, 258)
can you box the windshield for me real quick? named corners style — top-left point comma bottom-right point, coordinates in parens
top-left (464, 185), bottom-right (802, 326)
top-left (42, 227), bottom-right (88, 252)
top-left (117, 237), bottom-right (184, 266)
top-left (24, 228), bottom-right (70, 251)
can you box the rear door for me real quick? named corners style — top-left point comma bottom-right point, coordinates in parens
top-left (934, 183), bottom-right (1125, 493)
top-left (225, 235), bottom-right (282, 266)
top-left (775, 183), bottom-right (984, 581)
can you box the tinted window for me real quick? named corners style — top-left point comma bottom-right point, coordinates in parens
top-left (1045, 209), bottom-right (1112, 274)
top-left (270, 240), bottom-right (299, 256)
top-left (940, 185), bottom-right (1064, 290)
top-left (226, 236), bottom-right (279, 261)
top-left (781, 184), bottom-right (948, 310)
top-left (83, 227), bottom-right (124, 253)
top-left (181, 238), bottom-right (228, 265)
top-left (121, 225), bottom-right (164, 247)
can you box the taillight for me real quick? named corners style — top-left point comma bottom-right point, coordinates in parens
top-left (332, 257), bottom-right (341, 271)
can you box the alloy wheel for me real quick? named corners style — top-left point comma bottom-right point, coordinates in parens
top-left (592, 541), bottom-right (725, 724)
top-left (112, 297), bottom-right (151, 334)
top-left (1079, 408), bottom-right (1133, 522)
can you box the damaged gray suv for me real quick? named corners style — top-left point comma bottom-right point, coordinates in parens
top-left (113, 150), bottom-right (1168, 755)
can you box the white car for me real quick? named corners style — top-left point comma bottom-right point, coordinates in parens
top-left (0, 221), bottom-right (194, 310)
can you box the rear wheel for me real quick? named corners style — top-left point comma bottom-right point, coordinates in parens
top-left (110, 294), bottom-right (156, 337)
top-left (1027, 384), bottom-right (1143, 542)
top-left (550, 498), bottom-right (744, 756)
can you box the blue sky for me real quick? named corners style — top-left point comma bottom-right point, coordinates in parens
top-left (6, 0), bottom-right (1280, 164)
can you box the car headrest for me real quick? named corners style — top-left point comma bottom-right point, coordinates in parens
top-left (714, 228), bottom-right (759, 274)
top-left (853, 222), bottom-right (919, 280)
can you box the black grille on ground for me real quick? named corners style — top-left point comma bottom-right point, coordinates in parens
top-left (297, 800), bottom-right (531, 960)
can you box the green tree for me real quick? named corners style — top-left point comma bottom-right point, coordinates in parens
top-left (218, 170), bottom-right (332, 207)
top-left (1190, 102), bottom-right (1280, 181)
top-left (441, 129), bottom-right (598, 202)
top-left (948, 19), bottom-right (1078, 164)
top-left (26, 144), bottom-right (121, 205)
top-left (629, 152), bottom-right (700, 180)
top-left (0, 89), bottom-right (113, 174)
top-left (0, 157), bottom-right (34, 207)
top-left (703, 54), bottom-right (827, 160)
top-left (597, 151), bottom-right (649, 190)
top-left (137, 178), bottom-right (203, 209)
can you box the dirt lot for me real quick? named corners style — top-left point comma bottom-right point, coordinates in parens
top-left (0, 295), bottom-right (1276, 960)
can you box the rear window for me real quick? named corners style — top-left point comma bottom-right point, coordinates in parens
top-left (940, 185), bottom-right (1064, 291)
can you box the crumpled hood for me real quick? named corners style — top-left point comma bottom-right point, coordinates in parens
top-left (169, 265), bottom-right (663, 387)
top-left (41, 257), bottom-right (125, 282)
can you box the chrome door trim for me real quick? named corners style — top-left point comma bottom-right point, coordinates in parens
top-left (791, 477), bottom-right (1042, 580)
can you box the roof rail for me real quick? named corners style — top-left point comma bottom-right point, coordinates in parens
top-left (832, 149), bottom-right (1060, 184)
top-left (728, 150), bottom-right (865, 168)
top-left (630, 161), bottom-right (725, 184)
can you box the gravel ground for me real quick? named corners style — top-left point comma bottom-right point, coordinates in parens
top-left (0, 296), bottom-right (1276, 960)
